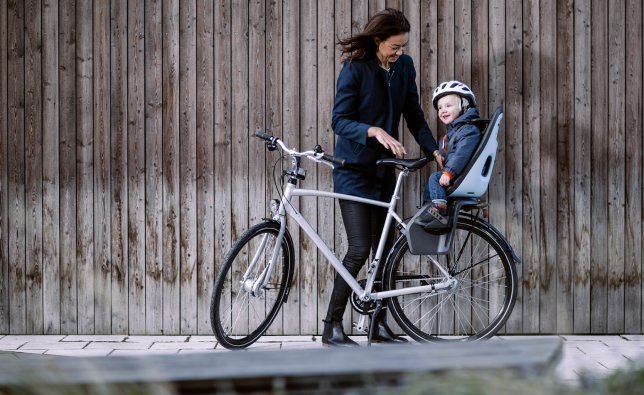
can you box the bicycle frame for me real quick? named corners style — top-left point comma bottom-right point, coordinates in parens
top-left (257, 167), bottom-right (455, 308)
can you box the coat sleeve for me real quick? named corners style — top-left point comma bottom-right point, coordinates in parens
top-left (401, 58), bottom-right (438, 157)
top-left (443, 125), bottom-right (481, 177)
top-left (331, 62), bottom-right (371, 146)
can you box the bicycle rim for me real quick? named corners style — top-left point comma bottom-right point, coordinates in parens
top-left (210, 221), bottom-right (293, 349)
top-left (384, 218), bottom-right (517, 341)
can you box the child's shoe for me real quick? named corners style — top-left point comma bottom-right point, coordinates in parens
top-left (415, 200), bottom-right (449, 230)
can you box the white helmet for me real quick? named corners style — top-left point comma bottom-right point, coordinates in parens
top-left (432, 80), bottom-right (477, 110)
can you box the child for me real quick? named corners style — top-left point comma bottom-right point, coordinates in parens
top-left (416, 81), bottom-right (481, 229)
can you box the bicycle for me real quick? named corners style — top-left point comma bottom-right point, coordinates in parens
top-left (210, 109), bottom-right (518, 350)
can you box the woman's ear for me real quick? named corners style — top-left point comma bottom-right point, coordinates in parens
top-left (374, 37), bottom-right (381, 46)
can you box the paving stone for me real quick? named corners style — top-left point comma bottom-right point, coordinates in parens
top-left (126, 336), bottom-right (189, 343)
top-left (63, 335), bottom-right (127, 342)
top-left (177, 349), bottom-right (229, 355)
top-left (561, 335), bottom-right (623, 342)
top-left (1, 335), bottom-right (65, 342)
top-left (188, 336), bottom-right (218, 343)
top-left (150, 342), bottom-right (216, 351)
top-left (46, 349), bottom-right (112, 357)
top-left (109, 349), bottom-right (178, 356)
top-left (19, 341), bottom-right (88, 350)
top-left (85, 342), bottom-right (152, 350)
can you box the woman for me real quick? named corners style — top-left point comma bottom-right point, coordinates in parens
top-left (325, 8), bottom-right (439, 347)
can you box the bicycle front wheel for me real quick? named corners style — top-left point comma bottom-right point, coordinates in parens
top-left (210, 220), bottom-right (294, 349)
top-left (384, 216), bottom-right (517, 341)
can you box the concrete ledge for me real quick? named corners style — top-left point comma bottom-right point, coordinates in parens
top-left (0, 338), bottom-right (562, 393)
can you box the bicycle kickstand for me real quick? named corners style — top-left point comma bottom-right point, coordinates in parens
top-left (367, 300), bottom-right (383, 347)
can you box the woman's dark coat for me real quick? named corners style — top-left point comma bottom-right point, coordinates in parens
top-left (332, 54), bottom-right (438, 201)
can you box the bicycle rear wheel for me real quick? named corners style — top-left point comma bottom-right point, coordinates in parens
top-left (210, 220), bottom-right (294, 349)
top-left (383, 216), bottom-right (517, 341)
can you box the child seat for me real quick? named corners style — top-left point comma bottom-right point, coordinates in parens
top-left (446, 106), bottom-right (504, 198)
top-left (404, 106), bottom-right (504, 255)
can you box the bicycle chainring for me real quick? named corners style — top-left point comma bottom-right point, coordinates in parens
top-left (350, 279), bottom-right (378, 314)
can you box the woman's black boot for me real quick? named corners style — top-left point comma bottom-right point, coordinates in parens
top-left (322, 320), bottom-right (359, 347)
top-left (369, 309), bottom-right (408, 343)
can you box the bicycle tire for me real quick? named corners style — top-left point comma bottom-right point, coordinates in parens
top-left (383, 216), bottom-right (517, 341)
top-left (210, 220), bottom-right (294, 349)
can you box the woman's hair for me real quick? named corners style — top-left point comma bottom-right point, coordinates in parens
top-left (338, 8), bottom-right (410, 61)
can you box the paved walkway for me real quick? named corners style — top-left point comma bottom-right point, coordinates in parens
top-left (2, 334), bottom-right (644, 387)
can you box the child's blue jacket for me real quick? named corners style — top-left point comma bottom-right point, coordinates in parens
top-left (441, 107), bottom-right (482, 178)
top-left (331, 54), bottom-right (438, 201)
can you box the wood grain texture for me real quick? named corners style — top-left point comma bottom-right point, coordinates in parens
top-left (179, 0), bottom-right (197, 334)
top-left (25, 0), bottom-right (43, 334)
top-left (590, 0), bottom-right (608, 333)
top-left (128, 0), bottom-right (146, 335)
top-left (573, 0), bottom-right (592, 333)
top-left (0, 0), bottom-right (8, 334)
top-left (59, 0), bottom-right (77, 334)
top-left (42, 0), bottom-right (60, 335)
top-left (624, 0), bottom-right (643, 333)
top-left (0, 0), bottom-right (640, 336)
top-left (556, 0), bottom-right (575, 334)
top-left (110, 0), bottom-right (128, 334)
top-left (195, 0), bottom-right (214, 335)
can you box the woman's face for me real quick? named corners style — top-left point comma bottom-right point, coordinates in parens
top-left (437, 94), bottom-right (462, 125)
top-left (375, 32), bottom-right (408, 65)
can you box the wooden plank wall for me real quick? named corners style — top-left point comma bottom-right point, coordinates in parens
top-left (0, 0), bottom-right (642, 335)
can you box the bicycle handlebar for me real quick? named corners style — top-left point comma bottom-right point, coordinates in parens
top-left (254, 130), bottom-right (345, 168)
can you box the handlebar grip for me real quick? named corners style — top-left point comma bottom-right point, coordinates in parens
top-left (322, 154), bottom-right (346, 167)
top-left (255, 131), bottom-right (274, 141)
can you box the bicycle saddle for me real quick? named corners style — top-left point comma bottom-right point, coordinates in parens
top-left (376, 157), bottom-right (429, 170)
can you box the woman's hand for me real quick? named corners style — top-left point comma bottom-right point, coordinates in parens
top-left (368, 127), bottom-right (407, 157)
top-left (435, 154), bottom-right (445, 168)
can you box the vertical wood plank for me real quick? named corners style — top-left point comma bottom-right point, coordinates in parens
top-left (419, 0), bottom-right (438, 193)
top-left (299, 0), bottom-right (318, 335)
top-left (573, 0), bottom-right (592, 333)
top-left (333, 0), bottom-right (350, 335)
top-left (163, 0), bottom-right (180, 335)
top-left (230, 0), bottom-right (249, 324)
top-left (111, 0), bottom-right (128, 334)
top-left (196, 0), bottom-right (214, 334)
top-left (436, 0), bottom-right (454, 83)
top-left (248, 0), bottom-right (266, 233)
top-left (25, 0), bottom-right (43, 335)
top-left (488, 0), bottom-right (506, 333)
top-left (59, 0), bottom-right (77, 334)
top-left (145, 0), bottom-right (164, 334)
top-left (214, 0), bottom-right (233, 335)
top-left (624, 0), bottom-right (643, 333)
top-left (128, 0), bottom-right (146, 334)
top-left (282, 0), bottom-right (300, 334)
top-left (317, 0), bottom-right (335, 334)
top-left (179, 0), bottom-right (197, 334)
top-left (454, 0), bottom-right (471, 84)
top-left (76, 0), bottom-right (94, 334)
top-left (556, 0), bottom-right (575, 333)
top-left (538, 0), bottom-right (557, 333)
top-left (470, 0), bottom-right (486, 116)
top-left (352, 0), bottom-right (368, 36)
top-left (486, 0), bottom-right (503, 227)
top-left (607, 0), bottom-right (626, 333)
top-left (0, 0), bottom-right (8, 334)
top-left (590, 0), bottom-right (608, 333)
top-left (93, 0), bottom-right (111, 334)
top-left (369, 0), bottom-right (386, 16)
top-left (504, 0), bottom-right (523, 332)
top-left (264, 0), bottom-right (282, 334)
top-left (42, 0), bottom-right (60, 334)
top-left (522, 0), bottom-right (540, 333)
top-left (8, 0), bottom-right (26, 334)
